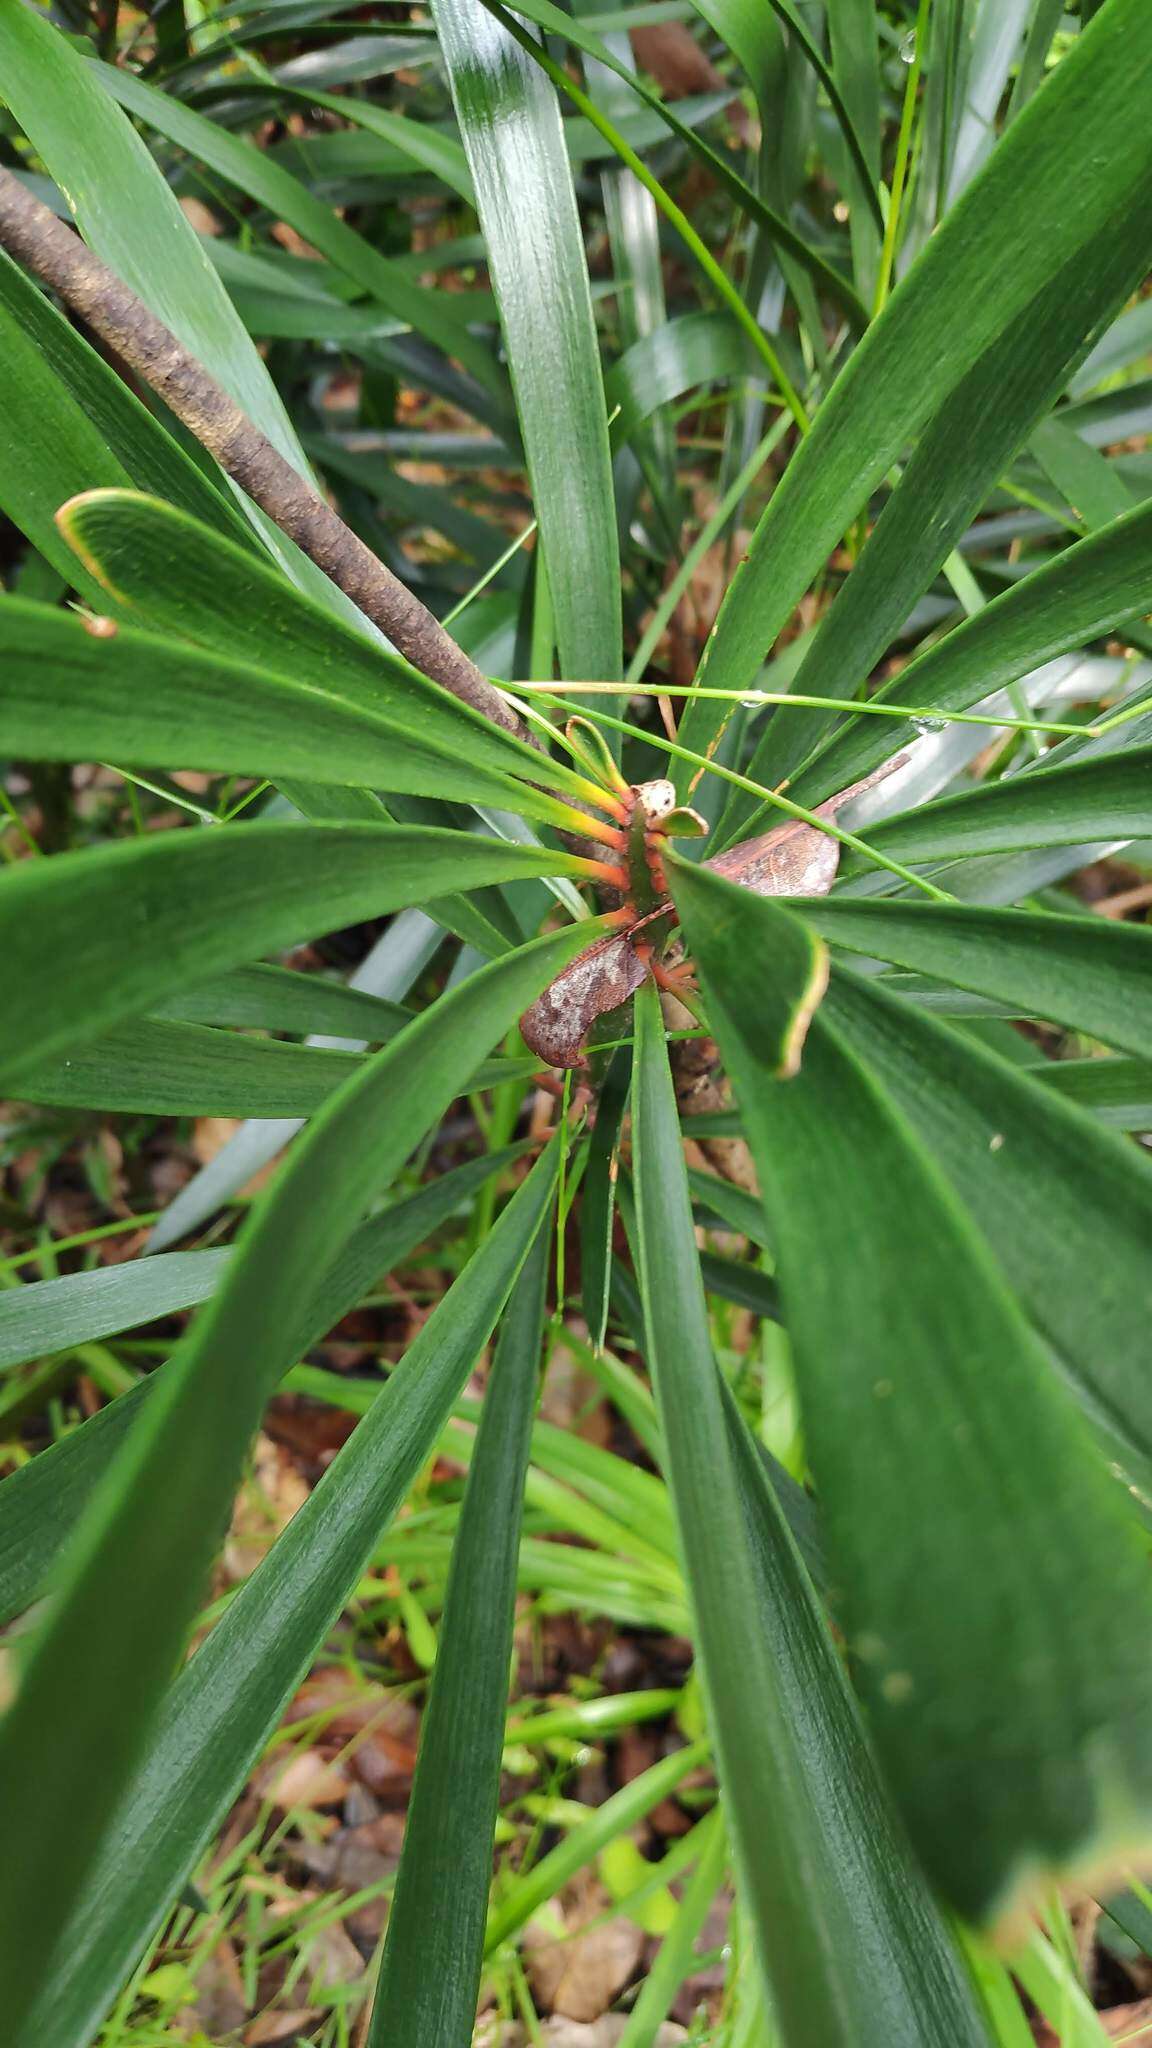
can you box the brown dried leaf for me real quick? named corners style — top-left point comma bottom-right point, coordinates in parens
top-left (705, 758), bottom-right (907, 900)
top-left (245, 2011), bottom-right (321, 2046)
top-left (258, 1748), bottom-right (350, 1811)
top-left (524, 1898), bottom-right (645, 2021)
top-left (520, 935), bottom-right (648, 1070)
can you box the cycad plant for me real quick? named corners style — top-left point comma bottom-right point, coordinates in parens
top-left (2, 0), bottom-right (1152, 2041)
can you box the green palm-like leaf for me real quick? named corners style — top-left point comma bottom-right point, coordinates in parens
top-left (673, 856), bottom-right (1152, 1923)
top-left (0, 1149), bottom-right (532, 1614)
top-left (805, 899), bottom-right (1152, 1060)
top-left (367, 1226), bottom-right (549, 2044)
top-left (631, 982), bottom-right (988, 2042)
top-left (11, 1146), bottom-right (562, 2048)
top-left (683, 0), bottom-right (1152, 793)
top-left (0, 824), bottom-right (603, 1082)
top-left (0, 927), bottom-right (593, 2039)
top-left (432, 0), bottom-right (622, 685)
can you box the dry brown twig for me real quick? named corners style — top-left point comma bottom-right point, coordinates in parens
top-left (0, 165), bottom-right (523, 736)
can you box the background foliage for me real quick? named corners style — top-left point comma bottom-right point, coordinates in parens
top-left (2, 0), bottom-right (1152, 2043)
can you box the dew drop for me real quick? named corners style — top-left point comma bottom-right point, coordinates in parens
top-left (740, 696), bottom-right (762, 709)
top-left (911, 714), bottom-right (946, 735)
top-left (899, 28), bottom-right (917, 63)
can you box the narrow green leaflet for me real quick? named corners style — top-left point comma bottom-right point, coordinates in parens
top-left (94, 60), bottom-right (502, 402)
top-left (0, 1148), bottom-right (531, 1612)
top-left (0, 598), bottom-right (571, 824)
top-left (368, 1229), bottom-right (549, 2045)
top-left (615, 1808), bottom-right (728, 2048)
top-left (0, 929), bottom-right (592, 2041)
top-left (484, 1740), bottom-right (709, 1953)
top-left (691, 0), bottom-right (883, 232)
top-left (1030, 1056), bottom-right (1152, 1131)
top-left (791, 495), bottom-right (1152, 808)
top-left (56, 491), bottom-right (601, 808)
top-left (1030, 414), bottom-right (1140, 530)
top-left (631, 982), bottom-right (988, 2041)
top-left (827, 0), bottom-right (881, 292)
top-left (605, 311), bottom-right (760, 444)
top-left (739, 230), bottom-right (1152, 808)
top-left (12, 1017), bottom-right (534, 1118)
top-left (819, 970), bottom-right (1152, 1476)
top-left (685, 0), bottom-right (1152, 758)
top-left (153, 962), bottom-right (412, 1037)
top-left (673, 857), bottom-right (1152, 1924)
top-left (0, 249), bottom-right (234, 604)
top-left (15, 1148), bottom-right (560, 2048)
top-left (0, 0), bottom-right (307, 468)
top-left (475, 0), bottom-right (868, 327)
top-left (0, 1255), bottom-right (225, 1377)
top-left (0, 824), bottom-right (602, 1083)
top-left (286, 83), bottom-right (476, 199)
top-left (432, 0), bottom-right (622, 685)
top-left (580, 1044), bottom-right (631, 1352)
top-left (0, 246), bottom-right (248, 555)
top-left (803, 899), bottom-right (1152, 1062)
top-left (845, 748), bottom-right (1152, 865)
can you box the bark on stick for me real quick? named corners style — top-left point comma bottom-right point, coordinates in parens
top-left (0, 166), bottom-right (522, 735)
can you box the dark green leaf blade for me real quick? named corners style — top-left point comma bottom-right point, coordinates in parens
top-left (818, 969), bottom-right (1152, 1475)
top-left (367, 1226), bottom-right (549, 2045)
top-left (803, 899), bottom-right (1152, 1062)
top-left (790, 496), bottom-right (1152, 807)
top-left (476, 0), bottom-right (868, 327)
top-left (0, 822), bottom-right (598, 1084)
top-left (0, 1148), bottom-right (531, 1612)
top-left (14, 1017), bottom-right (533, 1118)
top-left (0, 244), bottom-right (249, 579)
top-left (683, 0), bottom-right (1152, 778)
top-left (0, 597), bottom-right (558, 818)
top-left (631, 981), bottom-right (989, 2040)
top-left (580, 1044), bottom-right (631, 1352)
top-left (739, 233), bottom-right (1152, 805)
top-left (0, 0), bottom-right (306, 466)
top-left (673, 856), bottom-right (1152, 1924)
top-left (14, 1147), bottom-right (560, 2048)
top-left (432, 0), bottom-right (622, 685)
top-left (842, 748), bottom-right (1152, 865)
top-left (0, 1254), bottom-right (225, 1377)
top-left (153, 962), bottom-right (412, 1038)
top-left (0, 928), bottom-right (590, 2042)
top-left (94, 58), bottom-right (500, 400)
top-left (55, 490), bottom-right (599, 807)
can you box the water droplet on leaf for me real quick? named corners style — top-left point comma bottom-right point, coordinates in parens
top-left (899, 28), bottom-right (917, 63)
